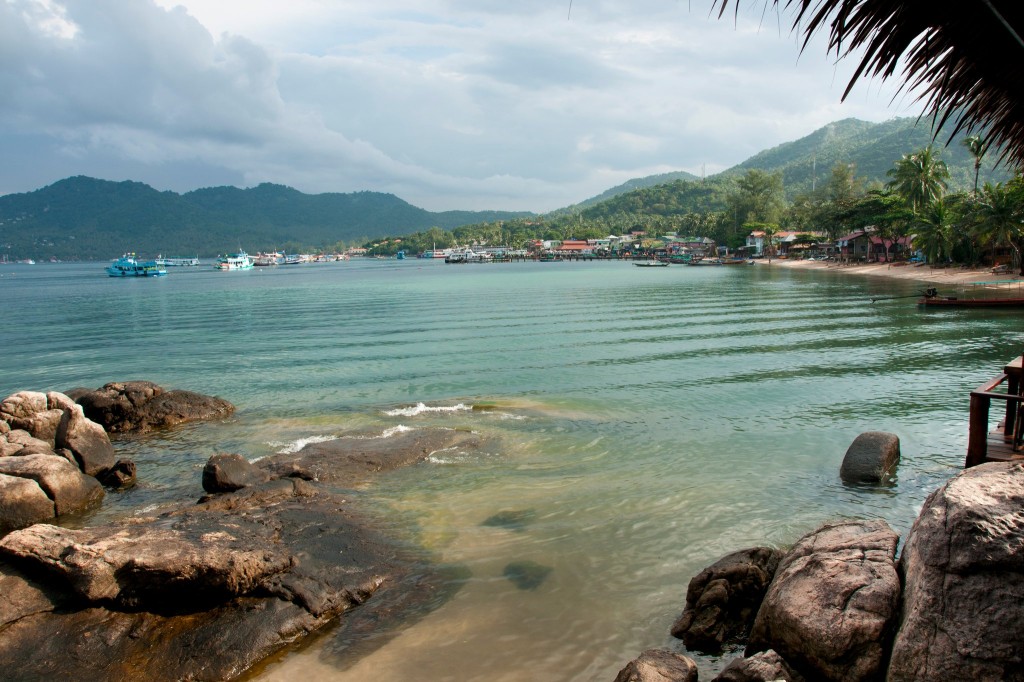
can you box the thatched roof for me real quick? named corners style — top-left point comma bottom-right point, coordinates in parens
top-left (714, 1), bottom-right (1024, 167)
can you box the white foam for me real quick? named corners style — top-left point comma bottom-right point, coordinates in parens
top-left (383, 402), bottom-right (473, 417)
top-left (273, 434), bottom-right (339, 454)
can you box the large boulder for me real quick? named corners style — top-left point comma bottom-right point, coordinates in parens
top-left (73, 381), bottom-right (235, 433)
top-left (887, 461), bottom-right (1024, 681)
top-left (713, 649), bottom-right (805, 682)
top-left (670, 546), bottom-right (782, 652)
top-left (0, 474), bottom-right (55, 535)
top-left (0, 392), bottom-right (48, 429)
top-left (202, 453), bottom-right (270, 493)
top-left (839, 431), bottom-right (900, 484)
top-left (747, 519), bottom-right (900, 682)
top-left (0, 454), bottom-right (104, 516)
top-left (613, 649), bottom-right (698, 682)
top-left (54, 405), bottom-right (115, 477)
top-left (1, 430), bottom-right (56, 457)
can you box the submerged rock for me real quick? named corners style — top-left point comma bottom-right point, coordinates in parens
top-left (888, 461), bottom-right (1024, 681)
top-left (839, 431), bottom-right (900, 484)
top-left (503, 560), bottom-right (552, 590)
top-left (481, 508), bottom-right (536, 532)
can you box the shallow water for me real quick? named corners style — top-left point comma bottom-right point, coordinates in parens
top-left (1, 259), bottom-right (1018, 679)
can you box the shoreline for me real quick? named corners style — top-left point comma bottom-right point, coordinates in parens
top-left (762, 258), bottom-right (1023, 287)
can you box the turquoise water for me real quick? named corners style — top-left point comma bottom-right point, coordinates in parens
top-left (1, 260), bottom-right (1019, 680)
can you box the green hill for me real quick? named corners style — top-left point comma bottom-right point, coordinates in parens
top-left (0, 177), bottom-right (531, 261)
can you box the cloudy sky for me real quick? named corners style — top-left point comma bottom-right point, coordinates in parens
top-left (1, 0), bottom-right (922, 211)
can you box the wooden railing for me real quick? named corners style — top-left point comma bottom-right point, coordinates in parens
top-left (966, 356), bottom-right (1024, 467)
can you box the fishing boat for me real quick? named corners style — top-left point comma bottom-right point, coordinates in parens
top-left (215, 252), bottom-right (254, 270)
top-left (252, 251), bottom-right (283, 266)
top-left (918, 286), bottom-right (1024, 308)
top-left (634, 260), bottom-right (669, 267)
top-left (106, 253), bottom-right (167, 277)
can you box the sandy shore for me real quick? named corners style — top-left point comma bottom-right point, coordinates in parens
top-left (763, 259), bottom-right (1022, 287)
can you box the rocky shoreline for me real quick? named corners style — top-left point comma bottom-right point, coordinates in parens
top-left (0, 381), bottom-right (483, 680)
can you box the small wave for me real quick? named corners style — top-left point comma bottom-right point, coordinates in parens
top-left (383, 402), bottom-right (473, 417)
top-left (272, 434), bottom-right (339, 454)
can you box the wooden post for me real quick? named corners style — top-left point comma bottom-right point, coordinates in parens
top-left (966, 392), bottom-right (991, 467)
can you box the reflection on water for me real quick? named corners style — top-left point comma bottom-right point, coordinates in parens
top-left (1, 261), bottom-right (1020, 680)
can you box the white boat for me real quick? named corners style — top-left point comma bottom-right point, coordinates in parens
top-left (634, 260), bottom-right (669, 267)
top-left (155, 255), bottom-right (200, 267)
top-left (252, 251), bottom-right (283, 266)
top-left (445, 248), bottom-right (491, 264)
top-left (107, 253), bottom-right (167, 277)
top-left (215, 252), bottom-right (254, 270)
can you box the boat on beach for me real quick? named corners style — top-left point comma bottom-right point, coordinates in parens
top-left (215, 252), bottom-right (254, 270)
top-left (106, 253), bottom-right (167, 277)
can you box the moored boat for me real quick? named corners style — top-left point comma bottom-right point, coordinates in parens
top-left (634, 260), bottom-right (669, 267)
top-left (215, 251), bottom-right (254, 270)
top-left (918, 286), bottom-right (1024, 307)
top-left (107, 253), bottom-right (167, 277)
top-left (252, 251), bottom-right (283, 266)
top-left (155, 255), bottom-right (200, 267)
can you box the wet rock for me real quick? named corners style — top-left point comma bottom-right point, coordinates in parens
top-left (481, 509), bottom-right (536, 531)
top-left (747, 519), bottom-right (900, 682)
top-left (259, 427), bottom-right (483, 486)
top-left (73, 380), bottom-right (234, 433)
top-left (713, 649), bottom-right (805, 682)
top-left (503, 560), bottom-right (552, 590)
top-left (839, 431), bottom-right (900, 484)
top-left (613, 649), bottom-right (698, 682)
top-left (0, 454), bottom-right (104, 516)
top-left (55, 404), bottom-right (115, 477)
top-left (670, 546), bottom-right (782, 653)
top-left (202, 453), bottom-right (270, 493)
top-left (97, 459), bottom-right (136, 490)
top-left (888, 461), bottom-right (1024, 681)
top-left (0, 473), bottom-right (55, 535)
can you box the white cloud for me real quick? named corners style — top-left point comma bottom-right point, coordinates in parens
top-left (0, 0), bottom-right (922, 211)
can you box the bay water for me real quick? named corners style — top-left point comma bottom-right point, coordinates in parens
top-left (1, 259), bottom-right (1018, 680)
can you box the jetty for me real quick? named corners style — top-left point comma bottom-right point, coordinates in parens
top-left (966, 353), bottom-right (1024, 467)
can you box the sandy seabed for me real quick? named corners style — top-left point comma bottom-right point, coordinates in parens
top-left (764, 258), bottom-right (1022, 287)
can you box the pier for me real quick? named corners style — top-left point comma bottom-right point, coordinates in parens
top-left (966, 354), bottom-right (1024, 467)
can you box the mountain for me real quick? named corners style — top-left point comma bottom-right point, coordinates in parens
top-left (559, 170), bottom-right (702, 213)
top-left (0, 177), bottom-right (531, 261)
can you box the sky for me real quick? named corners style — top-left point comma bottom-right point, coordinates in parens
top-left (1, 0), bottom-right (923, 212)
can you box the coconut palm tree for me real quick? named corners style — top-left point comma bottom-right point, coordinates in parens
top-left (970, 181), bottom-right (1024, 274)
top-left (962, 135), bottom-right (987, 195)
top-left (911, 200), bottom-right (954, 265)
top-left (885, 147), bottom-right (950, 214)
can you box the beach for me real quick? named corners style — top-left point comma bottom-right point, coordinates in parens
top-left (765, 258), bottom-right (1022, 286)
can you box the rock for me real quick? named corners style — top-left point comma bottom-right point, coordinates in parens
top-left (258, 426), bottom-right (484, 486)
top-left (54, 405), bottom-right (115, 476)
top-left (73, 381), bottom-right (234, 433)
top-left (839, 431), bottom-right (900, 484)
top-left (503, 560), bottom-right (552, 590)
top-left (0, 473), bottom-right (55, 534)
top-left (0, 454), bottom-right (104, 516)
top-left (202, 453), bottom-right (270, 493)
top-left (0, 392), bottom-right (48, 429)
top-left (481, 508), bottom-right (536, 531)
top-left (747, 519), bottom-right (900, 682)
top-left (613, 649), bottom-right (698, 682)
top-left (97, 459), bottom-right (136, 489)
top-left (887, 461), bottom-right (1024, 681)
top-left (2, 430), bottom-right (56, 457)
top-left (713, 650), bottom-right (805, 681)
top-left (670, 546), bottom-right (782, 653)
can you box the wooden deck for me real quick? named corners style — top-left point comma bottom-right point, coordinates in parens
top-left (966, 355), bottom-right (1024, 467)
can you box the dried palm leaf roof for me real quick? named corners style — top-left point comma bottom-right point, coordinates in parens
top-left (714, 0), bottom-right (1024, 167)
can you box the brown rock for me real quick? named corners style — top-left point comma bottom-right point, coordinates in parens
top-left (747, 519), bottom-right (900, 682)
top-left (74, 381), bottom-right (234, 433)
top-left (54, 405), bottom-right (115, 476)
top-left (2, 430), bottom-right (56, 457)
top-left (840, 431), bottom-right (900, 484)
top-left (713, 649), bottom-right (805, 681)
top-left (97, 459), bottom-right (136, 489)
top-left (0, 454), bottom-right (104, 516)
top-left (670, 546), bottom-right (782, 652)
top-left (0, 473), bottom-right (55, 534)
top-left (0, 392), bottom-right (48, 428)
top-left (202, 453), bottom-right (270, 493)
top-left (613, 649), bottom-right (698, 682)
top-left (888, 461), bottom-right (1024, 681)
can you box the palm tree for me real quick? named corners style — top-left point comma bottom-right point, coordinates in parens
top-left (885, 146), bottom-right (950, 214)
top-left (970, 182), bottom-right (1024, 274)
top-left (911, 200), bottom-right (954, 265)
top-left (962, 135), bottom-right (987, 195)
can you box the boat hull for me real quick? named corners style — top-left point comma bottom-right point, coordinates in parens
top-left (918, 297), bottom-right (1024, 307)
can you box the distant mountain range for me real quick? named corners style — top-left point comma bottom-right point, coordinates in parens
top-left (0, 117), bottom-right (1015, 261)
top-left (0, 177), bottom-right (531, 261)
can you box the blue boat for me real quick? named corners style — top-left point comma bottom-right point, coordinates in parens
top-left (106, 253), bottom-right (167, 277)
